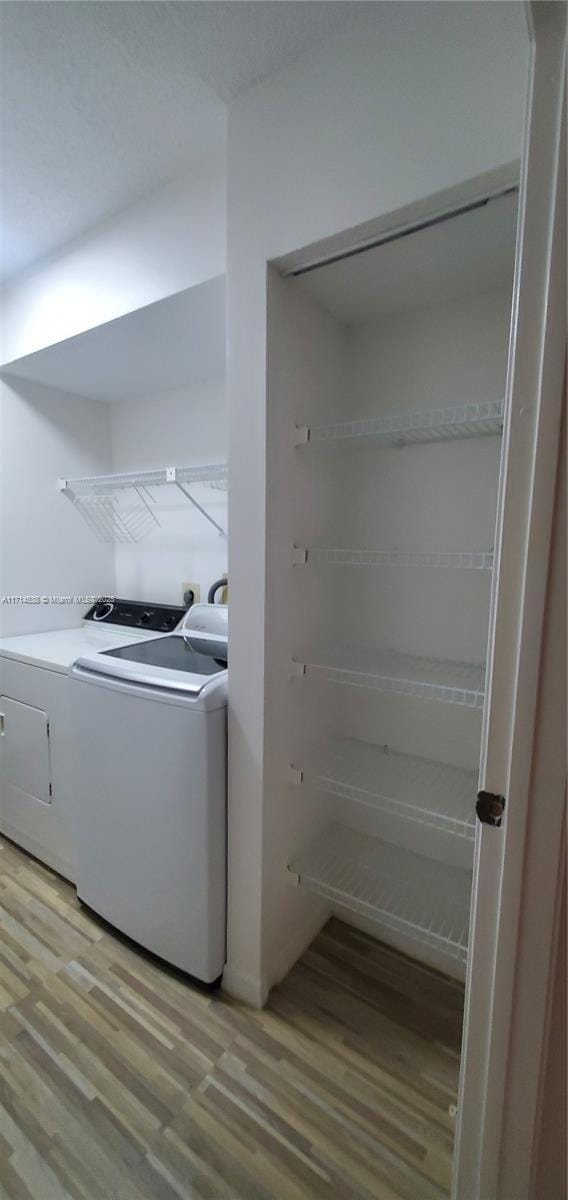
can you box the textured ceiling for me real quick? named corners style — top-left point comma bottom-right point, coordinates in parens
top-left (0, 1), bottom-right (378, 283)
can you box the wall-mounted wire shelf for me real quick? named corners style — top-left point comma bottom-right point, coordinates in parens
top-left (292, 646), bottom-right (485, 708)
top-left (295, 399), bottom-right (504, 449)
top-left (291, 738), bottom-right (477, 839)
top-left (288, 822), bottom-right (472, 963)
top-left (58, 464), bottom-right (228, 543)
top-left (293, 546), bottom-right (494, 571)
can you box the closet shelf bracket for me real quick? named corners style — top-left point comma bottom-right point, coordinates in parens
top-left (172, 479), bottom-right (226, 538)
top-left (288, 766), bottom-right (304, 785)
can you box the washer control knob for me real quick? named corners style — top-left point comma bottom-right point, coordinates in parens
top-left (92, 601), bottom-right (114, 622)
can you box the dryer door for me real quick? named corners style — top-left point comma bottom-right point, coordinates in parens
top-left (0, 696), bottom-right (52, 804)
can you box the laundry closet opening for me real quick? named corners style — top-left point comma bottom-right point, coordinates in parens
top-left (1, 275), bottom-right (228, 621)
top-left (0, 275), bottom-right (229, 897)
top-left (263, 184), bottom-right (518, 1008)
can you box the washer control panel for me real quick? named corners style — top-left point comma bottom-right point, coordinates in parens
top-left (84, 598), bottom-right (188, 632)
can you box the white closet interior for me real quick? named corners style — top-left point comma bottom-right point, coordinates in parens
top-left (266, 189), bottom-right (518, 982)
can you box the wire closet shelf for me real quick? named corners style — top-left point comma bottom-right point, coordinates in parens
top-left (295, 398), bottom-right (504, 448)
top-left (288, 823), bottom-right (472, 963)
top-left (291, 738), bottom-right (477, 839)
top-left (293, 646), bottom-right (486, 708)
top-left (58, 464), bottom-right (228, 543)
top-left (293, 546), bottom-right (494, 571)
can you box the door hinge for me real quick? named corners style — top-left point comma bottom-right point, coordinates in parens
top-left (476, 790), bottom-right (506, 827)
top-left (48, 782), bottom-right (52, 798)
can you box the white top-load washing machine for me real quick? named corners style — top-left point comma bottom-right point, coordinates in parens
top-left (0, 599), bottom-right (182, 879)
top-left (70, 603), bottom-right (228, 986)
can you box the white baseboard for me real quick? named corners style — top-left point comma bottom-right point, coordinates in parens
top-left (222, 963), bottom-right (269, 1008)
top-left (222, 905), bottom-right (329, 1009)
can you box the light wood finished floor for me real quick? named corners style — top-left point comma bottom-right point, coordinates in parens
top-left (0, 836), bottom-right (464, 1200)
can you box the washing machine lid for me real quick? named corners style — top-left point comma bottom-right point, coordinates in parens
top-left (101, 632), bottom-right (227, 675)
top-left (73, 630), bottom-right (228, 701)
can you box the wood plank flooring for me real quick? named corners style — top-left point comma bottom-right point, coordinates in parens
top-left (0, 836), bottom-right (464, 1200)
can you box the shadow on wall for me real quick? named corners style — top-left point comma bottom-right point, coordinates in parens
top-left (0, 374), bottom-right (114, 637)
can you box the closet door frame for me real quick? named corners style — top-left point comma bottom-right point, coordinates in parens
top-left (453, 5), bottom-right (566, 1198)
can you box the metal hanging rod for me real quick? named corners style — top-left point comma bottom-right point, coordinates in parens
top-left (285, 184), bottom-right (519, 279)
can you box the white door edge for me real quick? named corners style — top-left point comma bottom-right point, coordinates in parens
top-left (453, 5), bottom-right (567, 1198)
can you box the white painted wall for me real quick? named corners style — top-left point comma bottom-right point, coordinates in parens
top-left (0, 146), bottom-right (228, 632)
top-left (110, 380), bottom-right (228, 606)
top-left (0, 153), bottom-right (226, 364)
top-left (226, 4), bottom-right (528, 1001)
top-left (245, 269), bottom-right (347, 1003)
top-left (0, 378), bottom-right (114, 638)
top-left (532, 865), bottom-right (566, 1200)
top-left (338, 290), bottom-right (509, 670)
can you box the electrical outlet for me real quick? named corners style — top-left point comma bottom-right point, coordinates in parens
top-left (182, 581), bottom-right (200, 607)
